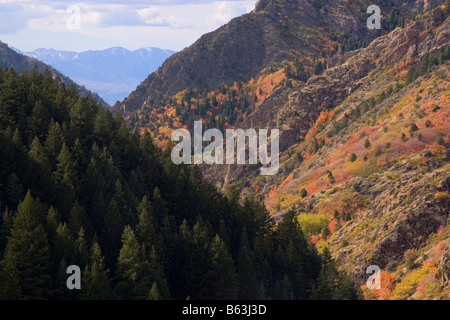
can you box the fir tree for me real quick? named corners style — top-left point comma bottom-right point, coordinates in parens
top-left (406, 66), bottom-right (417, 84)
top-left (238, 244), bottom-right (258, 300)
top-left (147, 282), bottom-right (162, 300)
top-left (136, 196), bottom-right (157, 256)
top-left (44, 120), bottom-right (64, 163)
top-left (5, 172), bottom-right (23, 210)
top-left (53, 223), bottom-right (77, 267)
top-left (80, 242), bottom-right (114, 300)
top-left (116, 226), bottom-right (144, 299)
top-left (0, 207), bottom-right (12, 255)
top-left (101, 199), bottom-right (123, 269)
top-left (54, 143), bottom-right (77, 218)
top-left (0, 191), bottom-right (51, 299)
top-left (205, 235), bottom-right (239, 300)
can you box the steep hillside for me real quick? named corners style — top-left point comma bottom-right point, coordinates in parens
top-left (113, 0), bottom-right (369, 113)
top-left (0, 41), bottom-right (108, 107)
top-left (109, 0), bottom-right (450, 300)
top-left (118, 1), bottom-right (449, 300)
top-left (207, 3), bottom-right (449, 186)
top-left (230, 7), bottom-right (450, 299)
top-left (114, 0), bottom-right (442, 115)
top-left (0, 61), bottom-right (361, 301)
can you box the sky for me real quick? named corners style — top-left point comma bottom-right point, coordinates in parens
top-left (0, 0), bottom-right (258, 52)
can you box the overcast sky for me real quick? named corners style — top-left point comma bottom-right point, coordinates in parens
top-left (0, 0), bottom-right (258, 52)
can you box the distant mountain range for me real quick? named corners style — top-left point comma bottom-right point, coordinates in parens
top-left (0, 41), bottom-right (107, 107)
top-left (17, 47), bottom-right (175, 105)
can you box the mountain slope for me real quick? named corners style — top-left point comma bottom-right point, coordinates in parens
top-left (0, 41), bottom-right (107, 107)
top-left (114, 0), bottom-right (441, 115)
top-left (114, 0), bottom-right (449, 300)
top-left (22, 47), bottom-right (175, 105)
top-left (0, 60), bottom-right (360, 300)
top-left (228, 7), bottom-right (450, 299)
top-left (113, 0), bottom-right (369, 113)
top-left (209, 4), bottom-right (449, 186)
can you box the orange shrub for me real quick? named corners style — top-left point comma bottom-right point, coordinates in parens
top-left (372, 271), bottom-right (395, 300)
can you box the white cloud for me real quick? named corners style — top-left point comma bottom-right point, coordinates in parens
top-left (0, 0), bottom-right (258, 51)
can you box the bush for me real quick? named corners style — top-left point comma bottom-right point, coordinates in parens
top-left (333, 210), bottom-right (340, 221)
top-left (374, 149), bottom-right (382, 157)
top-left (300, 188), bottom-right (308, 198)
top-left (406, 66), bottom-right (417, 84)
top-left (341, 240), bottom-right (349, 248)
top-left (401, 133), bottom-right (407, 141)
top-left (297, 214), bottom-right (328, 238)
top-left (343, 212), bottom-right (352, 222)
top-left (424, 150), bottom-right (433, 157)
top-left (437, 135), bottom-right (445, 146)
top-left (434, 192), bottom-right (450, 205)
top-left (327, 170), bottom-right (335, 184)
top-left (352, 182), bottom-right (362, 193)
top-left (350, 153), bottom-right (357, 162)
top-left (404, 250), bottom-right (416, 272)
top-left (410, 123), bottom-right (418, 133)
top-left (364, 139), bottom-right (371, 149)
top-left (425, 120), bottom-right (432, 128)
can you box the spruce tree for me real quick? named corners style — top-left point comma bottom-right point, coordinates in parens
top-left (5, 173), bottom-right (23, 210)
top-left (0, 191), bottom-right (51, 299)
top-left (53, 223), bottom-right (77, 267)
top-left (238, 244), bottom-right (258, 300)
top-left (116, 226), bottom-right (143, 299)
top-left (0, 248), bottom-right (21, 299)
top-left (205, 235), bottom-right (239, 300)
top-left (136, 196), bottom-right (157, 256)
top-left (146, 246), bottom-right (171, 300)
top-left (101, 199), bottom-right (123, 268)
top-left (44, 120), bottom-right (64, 163)
top-left (315, 247), bottom-right (338, 300)
top-left (80, 242), bottom-right (114, 300)
top-left (147, 282), bottom-right (162, 300)
top-left (406, 66), bottom-right (417, 84)
top-left (0, 207), bottom-right (12, 255)
top-left (28, 136), bottom-right (54, 203)
top-left (152, 187), bottom-right (168, 227)
top-left (54, 143), bottom-right (77, 218)
top-left (74, 228), bottom-right (89, 268)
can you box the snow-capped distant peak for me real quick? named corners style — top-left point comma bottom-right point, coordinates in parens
top-left (18, 46), bottom-right (175, 105)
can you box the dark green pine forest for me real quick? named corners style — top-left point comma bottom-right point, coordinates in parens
top-left (0, 66), bottom-right (360, 300)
